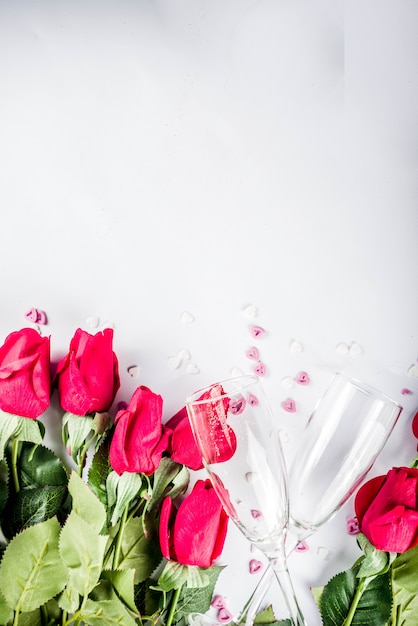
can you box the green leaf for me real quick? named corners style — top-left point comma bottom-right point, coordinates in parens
top-left (115, 516), bottom-right (161, 584)
top-left (62, 412), bottom-right (95, 463)
top-left (170, 565), bottom-right (224, 620)
top-left (1, 485), bottom-right (67, 538)
top-left (356, 534), bottom-right (395, 578)
top-left (158, 562), bottom-right (215, 592)
top-left (391, 545), bottom-right (418, 625)
top-left (68, 470), bottom-right (106, 534)
top-left (18, 443), bottom-right (68, 488)
top-left (88, 435), bottom-right (112, 507)
top-left (0, 517), bottom-right (68, 613)
top-left (319, 565), bottom-right (391, 626)
top-left (0, 413), bottom-right (43, 461)
top-left (150, 457), bottom-right (190, 508)
top-left (59, 511), bottom-right (108, 598)
top-left (80, 579), bottom-right (138, 625)
top-left (0, 591), bottom-right (13, 625)
top-left (253, 605), bottom-right (291, 625)
top-left (106, 471), bottom-right (142, 526)
top-left (101, 568), bottom-right (138, 613)
top-left (0, 459), bottom-right (9, 516)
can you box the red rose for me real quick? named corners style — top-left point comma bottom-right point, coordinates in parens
top-left (412, 410), bottom-right (418, 440)
top-left (355, 466), bottom-right (418, 553)
top-left (0, 328), bottom-right (51, 418)
top-left (56, 328), bottom-right (120, 415)
top-left (166, 407), bottom-right (204, 471)
top-left (109, 385), bottom-right (169, 475)
top-left (159, 479), bottom-right (228, 567)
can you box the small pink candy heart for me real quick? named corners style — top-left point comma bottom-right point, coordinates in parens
top-left (230, 397), bottom-right (246, 415)
top-left (296, 541), bottom-right (309, 552)
top-left (254, 363), bottom-right (266, 377)
top-left (247, 393), bottom-right (259, 406)
top-left (24, 307), bottom-right (38, 323)
top-left (249, 559), bottom-right (263, 574)
top-left (401, 388), bottom-right (412, 395)
top-left (218, 609), bottom-right (233, 623)
top-left (250, 325), bottom-right (265, 339)
top-left (251, 509), bottom-right (263, 519)
top-left (211, 595), bottom-right (226, 610)
top-left (246, 346), bottom-right (260, 360)
top-left (296, 371), bottom-right (310, 385)
top-left (346, 517), bottom-right (360, 535)
top-left (36, 309), bottom-right (47, 324)
top-left (282, 398), bottom-right (296, 413)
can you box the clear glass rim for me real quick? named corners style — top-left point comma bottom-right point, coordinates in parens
top-left (186, 374), bottom-right (260, 405)
top-left (333, 371), bottom-right (403, 411)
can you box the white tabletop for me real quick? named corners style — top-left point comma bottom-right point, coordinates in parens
top-left (1, 1), bottom-right (417, 623)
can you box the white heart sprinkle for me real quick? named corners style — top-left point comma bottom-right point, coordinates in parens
top-left (127, 366), bottom-right (140, 378)
top-left (181, 311), bottom-right (194, 324)
top-left (186, 363), bottom-right (200, 375)
top-left (289, 340), bottom-right (303, 353)
top-left (281, 376), bottom-right (294, 389)
top-left (86, 316), bottom-right (99, 328)
top-left (230, 367), bottom-right (244, 378)
top-left (243, 304), bottom-right (257, 319)
top-left (177, 348), bottom-right (191, 361)
top-left (168, 356), bottom-right (181, 369)
top-left (349, 342), bottom-right (363, 355)
top-left (317, 546), bottom-right (329, 560)
top-left (101, 321), bottom-right (115, 330)
top-left (245, 472), bottom-right (258, 483)
top-left (408, 364), bottom-right (418, 378)
top-left (336, 342), bottom-right (349, 355)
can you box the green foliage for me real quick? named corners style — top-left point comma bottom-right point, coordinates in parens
top-left (391, 545), bottom-right (418, 625)
top-left (0, 414), bottom-right (43, 461)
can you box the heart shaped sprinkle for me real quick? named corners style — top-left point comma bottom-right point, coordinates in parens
top-left (181, 311), bottom-right (194, 324)
top-left (127, 365), bottom-right (140, 378)
top-left (247, 393), bottom-right (259, 406)
top-left (86, 315), bottom-right (99, 328)
top-left (250, 325), bottom-right (265, 339)
top-left (211, 595), bottom-right (226, 610)
top-left (281, 376), bottom-right (294, 389)
top-left (282, 398), bottom-right (296, 413)
top-left (36, 310), bottom-right (47, 324)
top-left (246, 346), bottom-right (259, 360)
top-left (401, 388), bottom-right (412, 395)
top-left (218, 609), bottom-right (233, 623)
top-left (177, 348), bottom-right (191, 361)
top-left (336, 342), bottom-right (349, 355)
top-left (296, 371), bottom-right (310, 385)
top-left (349, 342), bottom-right (363, 355)
top-left (317, 546), bottom-right (329, 560)
top-left (245, 472), bottom-right (257, 483)
top-left (346, 517), bottom-right (360, 535)
top-left (24, 307), bottom-right (38, 323)
top-left (254, 363), bottom-right (266, 376)
top-left (295, 541), bottom-right (309, 552)
top-left (249, 559), bottom-right (263, 574)
top-left (230, 397), bottom-right (246, 415)
top-left (230, 367), bottom-right (244, 377)
top-left (168, 356), bottom-right (181, 369)
top-left (243, 304), bottom-right (257, 319)
top-left (408, 364), bottom-right (418, 378)
top-left (251, 509), bottom-right (263, 519)
top-left (186, 363), bottom-right (200, 375)
top-left (289, 339), bottom-right (303, 353)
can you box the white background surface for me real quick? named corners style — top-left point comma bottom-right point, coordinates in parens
top-left (0, 1), bottom-right (417, 623)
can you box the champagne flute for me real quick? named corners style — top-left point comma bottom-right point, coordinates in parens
top-left (186, 375), bottom-right (307, 626)
top-left (234, 372), bottom-right (403, 624)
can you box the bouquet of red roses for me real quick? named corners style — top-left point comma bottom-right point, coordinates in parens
top-left (0, 327), bottom-right (229, 626)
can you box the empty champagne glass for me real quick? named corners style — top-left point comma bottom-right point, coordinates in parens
top-left (234, 372), bottom-right (403, 624)
top-left (186, 375), bottom-right (307, 626)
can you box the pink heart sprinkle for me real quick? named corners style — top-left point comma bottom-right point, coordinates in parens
top-left (295, 541), bottom-right (309, 552)
top-left (249, 559), bottom-right (263, 574)
top-left (251, 509), bottom-right (263, 519)
top-left (346, 517), bottom-right (360, 535)
top-left (296, 371), bottom-right (310, 385)
top-left (211, 595), bottom-right (226, 610)
top-left (401, 388), bottom-right (412, 395)
top-left (230, 397), bottom-right (246, 415)
top-left (250, 325), bottom-right (266, 339)
top-left (246, 346), bottom-right (260, 360)
top-left (36, 310), bottom-right (47, 325)
top-left (282, 398), bottom-right (296, 413)
top-left (254, 363), bottom-right (266, 377)
top-left (247, 393), bottom-right (259, 406)
top-left (24, 307), bottom-right (38, 323)
top-left (218, 609), bottom-right (233, 623)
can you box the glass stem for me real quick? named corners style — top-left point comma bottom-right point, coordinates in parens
top-left (268, 555), bottom-right (307, 626)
